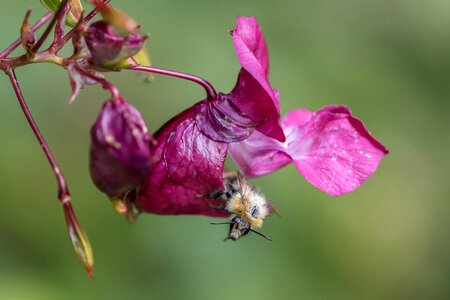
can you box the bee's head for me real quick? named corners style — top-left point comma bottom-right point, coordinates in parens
top-left (210, 217), bottom-right (272, 241)
top-left (228, 216), bottom-right (251, 241)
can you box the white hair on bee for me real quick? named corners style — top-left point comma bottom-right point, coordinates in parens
top-left (209, 171), bottom-right (272, 241)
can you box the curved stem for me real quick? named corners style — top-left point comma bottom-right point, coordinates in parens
top-left (0, 12), bottom-right (52, 58)
top-left (7, 69), bottom-right (70, 200)
top-left (128, 65), bottom-right (217, 100)
top-left (6, 69), bottom-right (94, 276)
top-left (74, 64), bottom-right (121, 100)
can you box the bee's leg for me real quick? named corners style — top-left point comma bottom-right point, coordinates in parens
top-left (207, 190), bottom-right (225, 199)
top-left (208, 200), bottom-right (227, 211)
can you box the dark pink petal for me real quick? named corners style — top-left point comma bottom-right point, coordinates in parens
top-left (138, 106), bottom-right (228, 217)
top-left (228, 17), bottom-right (285, 142)
top-left (229, 106), bottom-right (389, 196)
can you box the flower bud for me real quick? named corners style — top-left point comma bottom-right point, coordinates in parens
top-left (85, 20), bottom-right (146, 66)
top-left (63, 202), bottom-right (94, 277)
top-left (20, 9), bottom-right (35, 55)
top-left (90, 98), bottom-right (152, 199)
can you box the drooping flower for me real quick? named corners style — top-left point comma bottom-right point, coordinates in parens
top-left (138, 17), bottom-right (284, 216)
top-left (90, 98), bottom-right (152, 199)
top-left (137, 16), bottom-right (388, 218)
top-left (229, 106), bottom-right (389, 196)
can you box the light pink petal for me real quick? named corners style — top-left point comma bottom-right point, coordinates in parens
top-left (230, 106), bottom-right (389, 196)
top-left (228, 130), bottom-right (291, 178)
top-left (229, 108), bottom-right (311, 177)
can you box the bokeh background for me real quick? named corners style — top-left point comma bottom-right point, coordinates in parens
top-left (0, 0), bottom-right (449, 299)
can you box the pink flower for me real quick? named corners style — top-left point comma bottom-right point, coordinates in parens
top-left (137, 16), bottom-right (388, 218)
top-left (138, 17), bottom-right (283, 216)
top-left (229, 106), bottom-right (389, 196)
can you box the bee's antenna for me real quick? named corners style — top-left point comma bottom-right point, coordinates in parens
top-left (249, 229), bottom-right (272, 241)
top-left (210, 222), bottom-right (234, 225)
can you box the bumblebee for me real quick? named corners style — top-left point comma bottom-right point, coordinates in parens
top-left (209, 172), bottom-right (272, 241)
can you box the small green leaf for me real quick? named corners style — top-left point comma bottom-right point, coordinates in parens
top-left (40, 0), bottom-right (83, 27)
top-left (132, 47), bottom-right (152, 67)
top-left (110, 47), bottom-right (155, 81)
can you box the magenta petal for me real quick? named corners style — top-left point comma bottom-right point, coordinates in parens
top-left (138, 107), bottom-right (228, 217)
top-left (229, 106), bottom-right (389, 196)
top-left (232, 16), bottom-right (269, 76)
top-left (229, 17), bottom-right (285, 142)
top-left (288, 106), bottom-right (388, 196)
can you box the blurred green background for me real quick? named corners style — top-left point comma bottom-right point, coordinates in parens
top-left (0, 0), bottom-right (449, 299)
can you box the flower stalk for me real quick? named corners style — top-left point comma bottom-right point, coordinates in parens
top-left (129, 65), bottom-right (217, 100)
top-left (74, 64), bottom-right (121, 100)
top-left (6, 69), bottom-right (94, 277)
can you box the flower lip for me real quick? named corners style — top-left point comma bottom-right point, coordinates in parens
top-left (229, 105), bottom-right (389, 196)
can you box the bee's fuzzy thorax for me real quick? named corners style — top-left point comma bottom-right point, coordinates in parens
top-left (224, 174), bottom-right (269, 229)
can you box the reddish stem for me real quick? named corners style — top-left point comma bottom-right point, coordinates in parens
top-left (74, 64), bottom-right (121, 100)
top-left (32, 0), bottom-right (70, 54)
top-left (7, 69), bottom-right (94, 276)
top-left (59, 0), bottom-right (112, 47)
top-left (0, 12), bottom-right (52, 58)
top-left (129, 65), bottom-right (217, 100)
top-left (6, 69), bottom-right (70, 202)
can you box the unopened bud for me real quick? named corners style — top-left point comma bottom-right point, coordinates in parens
top-left (63, 202), bottom-right (94, 277)
top-left (85, 20), bottom-right (146, 66)
top-left (21, 9), bottom-right (36, 55)
top-left (90, 98), bottom-right (152, 199)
